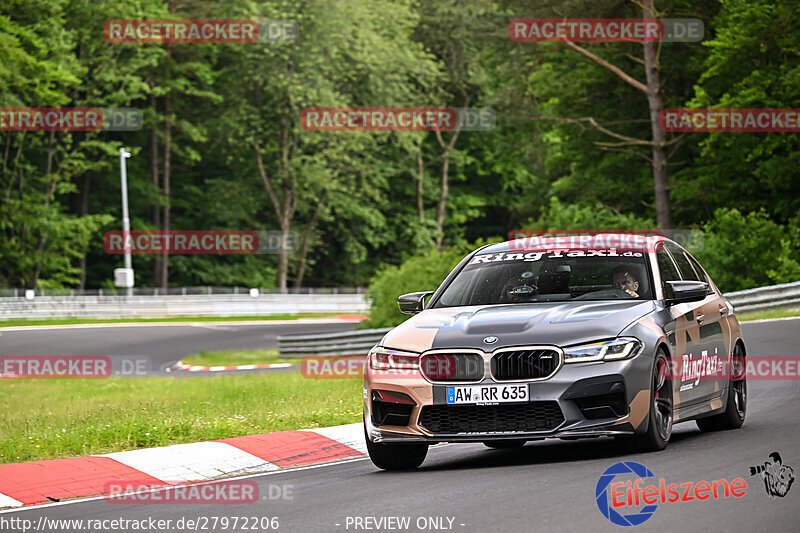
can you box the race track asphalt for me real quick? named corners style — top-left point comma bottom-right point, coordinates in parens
top-left (2, 318), bottom-right (799, 532)
top-left (0, 321), bottom-right (356, 376)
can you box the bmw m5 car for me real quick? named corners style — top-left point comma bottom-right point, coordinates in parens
top-left (363, 234), bottom-right (747, 470)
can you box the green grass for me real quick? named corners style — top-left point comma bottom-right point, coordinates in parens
top-left (0, 373), bottom-right (361, 464)
top-left (0, 313), bottom-right (355, 328)
top-left (738, 307), bottom-right (800, 322)
top-left (182, 349), bottom-right (297, 366)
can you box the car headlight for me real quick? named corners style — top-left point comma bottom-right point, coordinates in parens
top-left (369, 347), bottom-right (420, 371)
top-left (563, 337), bottom-right (641, 363)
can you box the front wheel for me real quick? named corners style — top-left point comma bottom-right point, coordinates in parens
top-left (697, 343), bottom-right (746, 432)
top-left (633, 351), bottom-right (673, 452)
top-left (365, 430), bottom-right (428, 470)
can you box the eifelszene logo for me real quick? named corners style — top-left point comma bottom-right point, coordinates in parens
top-left (595, 461), bottom-right (748, 527)
top-left (749, 452), bottom-right (795, 498)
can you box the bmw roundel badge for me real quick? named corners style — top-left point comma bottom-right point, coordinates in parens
top-left (484, 336), bottom-right (498, 344)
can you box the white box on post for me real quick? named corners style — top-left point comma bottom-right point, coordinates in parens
top-left (114, 268), bottom-right (134, 288)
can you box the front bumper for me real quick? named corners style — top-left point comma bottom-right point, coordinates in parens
top-left (364, 352), bottom-right (654, 444)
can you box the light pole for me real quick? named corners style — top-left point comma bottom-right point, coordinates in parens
top-left (115, 148), bottom-right (134, 296)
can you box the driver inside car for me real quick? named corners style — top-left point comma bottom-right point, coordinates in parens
top-left (501, 265), bottom-right (537, 302)
top-left (611, 265), bottom-right (640, 298)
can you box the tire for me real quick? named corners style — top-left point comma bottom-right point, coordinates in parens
top-left (633, 350), bottom-right (673, 452)
top-left (365, 429), bottom-right (428, 470)
top-left (697, 343), bottom-right (746, 432)
top-left (483, 440), bottom-right (526, 449)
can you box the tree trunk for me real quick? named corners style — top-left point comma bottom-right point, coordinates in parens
top-left (434, 149), bottom-right (450, 251)
top-left (416, 138), bottom-right (425, 222)
top-left (253, 129), bottom-right (293, 292)
top-left (78, 173), bottom-right (91, 290)
top-left (277, 124), bottom-right (295, 291)
top-left (160, 87), bottom-right (171, 289)
top-left (642, 0), bottom-right (671, 229)
top-left (293, 189), bottom-right (327, 288)
top-left (149, 89), bottom-right (162, 287)
top-left (30, 130), bottom-right (58, 288)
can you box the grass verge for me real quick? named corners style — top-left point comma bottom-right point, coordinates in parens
top-left (0, 372), bottom-right (361, 464)
top-left (0, 313), bottom-right (356, 328)
top-left (181, 349), bottom-right (297, 367)
top-left (738, 308), bottom-right (800, 322)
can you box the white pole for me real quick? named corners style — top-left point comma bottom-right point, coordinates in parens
top-left (119, 148), bottom-right (133, 296)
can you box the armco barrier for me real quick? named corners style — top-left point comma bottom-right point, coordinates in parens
top-left (0, 280), bottom-right (795, 322)
top-left (0, 292), bottom-right (369, 319)
top-left (724, 280), bottom-right (800, 312)
top-left (277, 328), bottom-right (391, 358)
top-left (274, 281), bottom-right (800, 357)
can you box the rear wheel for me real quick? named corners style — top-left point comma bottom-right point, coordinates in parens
top-left (697, 343), bottom-right (746, 432)
top-left (365, 429), bottom-right (428, 470)
top-left (633, 351), bottom-right (673, 452)
top-left (483, 440), bottom-right (526, 449)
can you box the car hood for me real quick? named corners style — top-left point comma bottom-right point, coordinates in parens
top-left (380, 300), bottom-right (657, 353)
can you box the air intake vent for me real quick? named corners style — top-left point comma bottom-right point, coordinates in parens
top-left (419, 402), bottom-right (564, 434)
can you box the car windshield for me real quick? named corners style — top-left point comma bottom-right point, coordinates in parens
top-left (434, 249), bottom-right (653, 307)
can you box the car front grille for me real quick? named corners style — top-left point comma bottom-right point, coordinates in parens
top-left (491, 349), bottom-right (561, 380)
top-left (418, 402), bottom-right (564, 434)
top-left (420, 353), bottom-right (484, 382)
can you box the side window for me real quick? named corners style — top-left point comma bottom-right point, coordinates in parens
top-left (656, 246), bottom-right (681, 298)
top-left (687, 254), bottom-right (714, 294)
top-left (666, 242), bottom-right (701, 282)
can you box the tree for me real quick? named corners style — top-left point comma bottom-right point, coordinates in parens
top-left (217, 0), bottom-right (440, 289)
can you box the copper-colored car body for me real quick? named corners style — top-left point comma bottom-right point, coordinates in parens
top-left (363, 235), bottom-right (746, 470)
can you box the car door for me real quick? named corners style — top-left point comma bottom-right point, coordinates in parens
top-left (686, 250), bottom-right (734, 401)
top-left (656, 243), bottom-right (702, 409)
top-left (665, 242), bottom-right (726, 404)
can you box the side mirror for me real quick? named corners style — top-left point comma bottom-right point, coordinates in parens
top-left (397, 291), bottom-right (435, 314)
top-left (665, 281), bottom-right (708, 305)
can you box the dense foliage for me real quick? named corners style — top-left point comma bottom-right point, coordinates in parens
top-left (1, 0), bottom-right (797, 297)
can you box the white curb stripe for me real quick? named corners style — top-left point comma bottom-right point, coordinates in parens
top-left (169, 361), bottom-right (294, 372)
top-left (305, 423), bottom-right (367, 454)
top-left (100, 442), bottom-right (278, 483)
top-left (0, 493), bottom-right (23, 509)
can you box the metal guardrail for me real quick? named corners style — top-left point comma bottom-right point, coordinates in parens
top-left (277, 328), bottom-right (391, 358)
top-left (273, 281), bottom-right (800, 357)
top-left (0, 286), bottom-right (366, 298)
top-left (724, 280), bottom-right (800, 312)
top-left (0, 292), bottom-right (369, 319)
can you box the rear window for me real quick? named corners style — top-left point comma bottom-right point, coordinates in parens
top-left (434, 249), bottom-right (653, 308)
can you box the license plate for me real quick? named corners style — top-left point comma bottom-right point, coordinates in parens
top-left (446, 384), bottom-right (528, 405)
